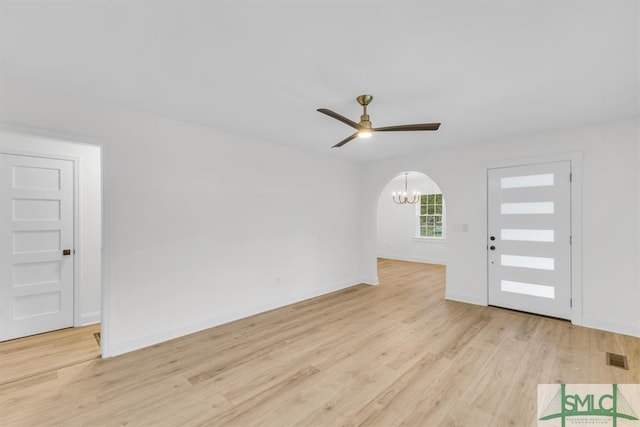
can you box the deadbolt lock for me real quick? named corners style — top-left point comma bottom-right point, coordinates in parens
top-left (63, 249), bottom-right (72, 256)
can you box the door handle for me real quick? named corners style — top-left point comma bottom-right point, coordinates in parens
top-left (489, 245), bottom-right (496, 251)
top-left (62, 249), bottom-right (72, 256)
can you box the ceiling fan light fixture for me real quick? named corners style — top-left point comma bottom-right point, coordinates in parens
top-left (358, 101), bottom-right (373, 138)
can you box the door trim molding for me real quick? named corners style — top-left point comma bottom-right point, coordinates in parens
top-left (483, 152), bottom-right (583, 327)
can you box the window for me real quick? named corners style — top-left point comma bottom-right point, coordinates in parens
top-left (418, 194), bottom-right (445, 238)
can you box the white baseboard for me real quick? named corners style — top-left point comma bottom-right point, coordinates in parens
top-left (444, 290), bottom-right (640, 338)
top-left (441, 298), bottom-right (640, 338)
top-left (104, 280), bottom-right (640, 357)
top-left (361, 276), bottom-right (379, 285)
top-left (445, 290), bottom-right (487, 306)
top-left (107, 279), bottom-right (362, 357)
top-left (377, 254), bottom-right (446, 265)
top-left (78, 311), bottom-right (101, 326)
top-left (580, 316), bottom-right (640, 338)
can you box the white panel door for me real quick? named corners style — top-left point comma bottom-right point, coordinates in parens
top-left (488, 161), bottom-right (571, 319)
top-left (0, 154), bottom-right (74, 341)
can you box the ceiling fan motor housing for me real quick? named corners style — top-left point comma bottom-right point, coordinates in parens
top-left (359, 113), bottom-right (372, 129)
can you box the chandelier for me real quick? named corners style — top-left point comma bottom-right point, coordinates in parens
top-left (392, 173), bottom-right (420, 204)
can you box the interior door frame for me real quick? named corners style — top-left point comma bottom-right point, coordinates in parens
top-left (483, 152), bottom-right (583, 326)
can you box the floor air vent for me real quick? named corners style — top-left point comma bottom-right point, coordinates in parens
top-left (606, 352), bottom-right (629, 370)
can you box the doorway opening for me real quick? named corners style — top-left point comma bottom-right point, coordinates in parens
top-left (376, 171), bottom-right (447, 282)
top-left (0, 130), bottom-right (102, 382)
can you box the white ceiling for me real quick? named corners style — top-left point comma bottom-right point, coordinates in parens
top-left (1, 1), bottom-right (638, 162)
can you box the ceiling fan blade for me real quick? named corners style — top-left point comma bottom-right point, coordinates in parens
top-left (317, 108), bottom-right (360, 130)
top-left (373, 123), bottom-right (441, 132)
top-left (332, 132), bottom-right (359, 148)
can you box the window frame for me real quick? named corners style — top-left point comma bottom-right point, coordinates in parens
top-left (415, 193), bottom-right (446, 240)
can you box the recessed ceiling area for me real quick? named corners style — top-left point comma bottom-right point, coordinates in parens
top-left (1, 1), bottom-right (637, 162)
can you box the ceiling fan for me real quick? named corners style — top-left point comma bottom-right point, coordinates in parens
top-left (317, 95), bottom-right (441, 148)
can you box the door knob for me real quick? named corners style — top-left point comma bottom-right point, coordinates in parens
top-left (489, 245), bottom-right (496, 251)
top-left (62, 249), bottom-right (72, 256)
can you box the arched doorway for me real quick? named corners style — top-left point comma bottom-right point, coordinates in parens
top-left (375, 171), bottom-right (447, 284)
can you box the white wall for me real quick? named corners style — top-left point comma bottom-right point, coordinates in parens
top-left (377, 173), bottom-right (446, 264)
top-left (0, 130), bottom-right (102, 325)
top-left (0, 84), bottom-right (364, 356)
top-left (2, 81), bottom-right (638, 353)
top-left (361, 118), bottom-right (640, 337)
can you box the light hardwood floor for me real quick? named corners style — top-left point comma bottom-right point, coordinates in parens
top-left (0, 323), bottom-right (100, 386)
top-left (1, 259), bottom-right (638, 426)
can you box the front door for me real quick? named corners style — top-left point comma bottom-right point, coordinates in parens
top-left (0, 154), bottom-right (74, 341)
top-left (487, 161), bottom-right (571, 319)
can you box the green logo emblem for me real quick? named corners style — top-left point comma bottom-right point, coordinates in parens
top-left (539, 384), bottom-right (639, 426)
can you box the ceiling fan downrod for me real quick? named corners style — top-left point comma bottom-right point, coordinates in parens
top-left (356, 95), bottom-right (373, 136)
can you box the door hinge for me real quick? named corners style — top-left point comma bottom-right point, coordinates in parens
top-left (569, 235), bottom-right (572, 245)
top-left (570, 298), bottom-right (573, 308)
top-left (569, 172), bottom-right (572, 182)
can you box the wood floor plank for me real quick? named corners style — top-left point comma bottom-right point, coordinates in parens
top-left (0, 323), bottom-right (100, 386)
top-left (1, 259), bottom-right (638, 426)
